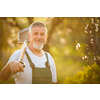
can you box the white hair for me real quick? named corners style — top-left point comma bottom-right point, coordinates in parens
top-left (29, 22), bottom-right (47, 34)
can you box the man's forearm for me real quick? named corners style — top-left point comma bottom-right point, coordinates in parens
top-left (0, 62), bottom-right (13, 81)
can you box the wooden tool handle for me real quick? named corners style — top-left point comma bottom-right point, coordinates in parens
top-left (19, 40), bottom-right (28, 61)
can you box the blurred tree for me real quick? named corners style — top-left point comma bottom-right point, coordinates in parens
top-left (0, 17), bottom-right (3, 67)
top-left (27, 17), bottom-right (34, 24)
top-left (43, 17), bottom-right (63, 52)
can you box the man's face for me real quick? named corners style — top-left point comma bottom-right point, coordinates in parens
top-left (28, 26), bottom-right (47, 50)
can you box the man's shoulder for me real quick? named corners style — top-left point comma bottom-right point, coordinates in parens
top-left (43, 51), bottom-right (55, 67)
top-left (13, 49), bottom-right (21, 55)
top-left (44, 51), bottom-right (50, 56)
top-left (10, 49), bottom-right (22, 58)
top-left (7, 49), bottom-right (22, 64)
top-left (44, 51), bottom-right (53, 59)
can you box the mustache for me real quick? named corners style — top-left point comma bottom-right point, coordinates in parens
top-left (35, 39), bottom-right (43, 42)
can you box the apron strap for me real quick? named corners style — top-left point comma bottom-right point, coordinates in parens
top-left (25, 51), bottom-right (35, 69)
top-left (44, 52), bottom-right (51, 69)
top-left (44, 52), bottom-right (49, 63)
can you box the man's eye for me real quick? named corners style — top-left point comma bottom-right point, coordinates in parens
top-left (34, 33), bottom-right (38, 35)
top-left (41, 33), bottom-right (45, 36)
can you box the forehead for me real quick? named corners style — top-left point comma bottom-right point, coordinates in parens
top-left (31, 26), bottom-right (46, 33)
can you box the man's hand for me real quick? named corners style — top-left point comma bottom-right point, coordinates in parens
top-left (0, 60), bottom-right (25, 81)
top-left (9, 61), bottom-right (25, 74)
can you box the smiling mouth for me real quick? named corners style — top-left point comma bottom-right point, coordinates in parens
top-left (35, 39), bottom-right (43, 43)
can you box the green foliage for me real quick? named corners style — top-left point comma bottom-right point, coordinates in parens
top-left (64, 63), bottom-right (100, 84)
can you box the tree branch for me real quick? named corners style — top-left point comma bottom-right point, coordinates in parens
top-left (87, 61), bottom-right (100, 74)
top-left (80, 17), bottom-right (100, 69)
top-left (80, 17), bottom-right (91, 36)
top-left (96, 49), bottom-right (100, 55)
top-left (92, 17), bottom-right (100, 67)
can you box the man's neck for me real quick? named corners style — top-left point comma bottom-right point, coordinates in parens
top-left (28, 45), bottom-right (44, 57)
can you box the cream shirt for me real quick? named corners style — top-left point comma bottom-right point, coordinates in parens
top-left (7, 47), bottom-right (57, 84)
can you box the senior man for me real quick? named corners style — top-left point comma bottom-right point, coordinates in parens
top-left (0, 22), bottom-right (57, 84)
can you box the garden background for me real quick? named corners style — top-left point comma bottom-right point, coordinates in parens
top-left (0, 17), bottom-right (100, 84)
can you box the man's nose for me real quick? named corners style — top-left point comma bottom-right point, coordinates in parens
top-left (37, 33), bottom-right (42, 38)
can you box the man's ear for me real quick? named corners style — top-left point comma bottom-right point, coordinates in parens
top-left (28, 33), bottom-right (30, 40)
top-left (45, 34), bottom-right (48, 43)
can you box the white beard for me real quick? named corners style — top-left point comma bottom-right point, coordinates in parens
top-left (33, 41), bottom-right (44, 50)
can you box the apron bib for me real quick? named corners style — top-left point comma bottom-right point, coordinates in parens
top-left (25, 51), bottom-right (52, 84)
